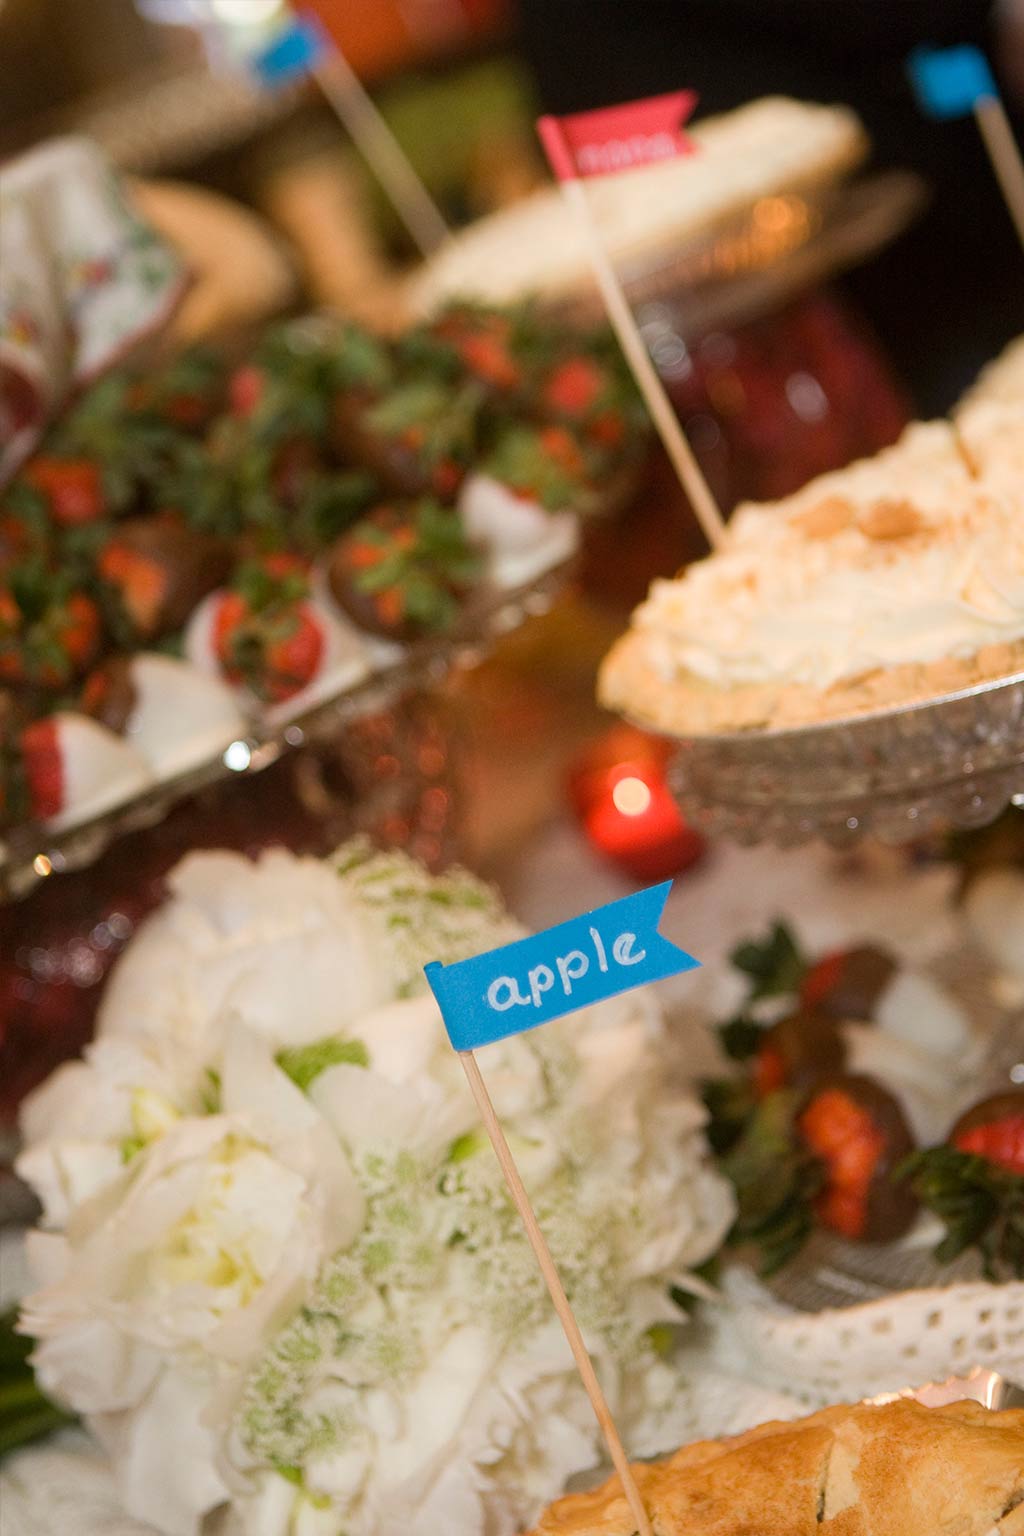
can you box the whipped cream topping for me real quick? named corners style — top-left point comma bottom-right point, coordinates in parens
top-left (956, 400), bottom-right (1024, 489)
top-left (635, 423), bottom-right (1024, 692)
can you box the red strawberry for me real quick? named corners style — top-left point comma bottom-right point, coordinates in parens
top-left (23, 457), bottom-right (105, 527)
top-left (457, 331), bottom-right (521, 392)
top-left (538, 425), bottom-right (586, 478)
top-left (97, 515), bottom-right (232, 640)
top-left (798, 1075), bottom-right (916, 1242)
top-left (97, 543), bottom-right (168, 636)
top-left (57, 594), bottom-right (101, 678)
top-left (799, 945), bottom-right (898, 1021)
top-left (20, 719), bottom-right (63, 820)
top-left (0, 587), bottom-right (100, 689)
top-left (228, 364), bottom-right (267, 419)
top-left (753, 1010), bottom-right (845, 1099)
top-left (950, 1093), bottom-right (1024, 1175)
top-left (212, 558), bottom-right (324, 703)
top-left (543, 356), bottom-right (606, 417)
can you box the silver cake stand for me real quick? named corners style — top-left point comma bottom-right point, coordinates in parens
top-left (665, 670), bottom-right (1024, 846)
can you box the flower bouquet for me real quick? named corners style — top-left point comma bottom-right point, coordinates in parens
top-left (10, 843), bottom-right (733, 1536)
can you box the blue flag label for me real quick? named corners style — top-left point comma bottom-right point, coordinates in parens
top-left (425, 881), bottom-right (699, 1052)
top-left (252, 12), bottom-right (328, 87)
top-left (908, 45), bottom-right (998, 119)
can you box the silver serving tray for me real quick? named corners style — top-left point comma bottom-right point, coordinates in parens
top-left (665, 670), bottom-right (1024, 846)
top-left (0, 560), bottom-right (571, 903)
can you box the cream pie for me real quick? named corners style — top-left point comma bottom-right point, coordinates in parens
top-left (600, 417), bottom-right (1024, 734)
top-left (410, 98), bottom-right (867, 312)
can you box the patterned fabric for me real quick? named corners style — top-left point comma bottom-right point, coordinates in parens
top-left (0, 137), bottom-right (186, 484)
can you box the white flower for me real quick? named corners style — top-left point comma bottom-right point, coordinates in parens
top-left (97, 848), bottom-right (390, 1052)
top-left (16, 844), bottom-right (735, 1536)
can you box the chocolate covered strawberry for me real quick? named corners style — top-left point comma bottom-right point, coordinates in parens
top-left (22, 456), bottom-right (106, 527)
top-left (906, 1090), bottom-right (1024, 1278)
top-left (0, 569), bottom-right (101, 689)
top-left (327, 501), bottom-right (480, 641)
top-left (753, 1008), bottom-right (846, 1098)
top-left (797, 1074), bottom-right (917, 1242)
top-left (19, 713), bottom-right (150, 828)
top-left (541, 355), bottom-right (633, 449)
top-left (331, 379), bottom-right (479, 500)
top-left (200, 555), bottom-right (325, 704)
top-left (800, 944), bottom-right (899, 1021)
top-left (951, 1092), bottom-right (1024, 1175)
top-left (96, 513), bottom-right (232, 642)
top-left (421, 306), bottom-right (526, 395)
top-left (479, 424), bottom-right (590, 511)
top-left (127, 347), bottom-right (227, 432)
top-left (81, 652), bottom-right (246, 779)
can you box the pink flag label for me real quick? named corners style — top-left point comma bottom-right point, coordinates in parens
top-left (538, 91), bottom-right (698, 180)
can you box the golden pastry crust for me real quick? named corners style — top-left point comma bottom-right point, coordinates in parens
top-left (598, 628), bottom-right (1024, 735)
top-left (525, 1399), bottom-right (1024, 1536)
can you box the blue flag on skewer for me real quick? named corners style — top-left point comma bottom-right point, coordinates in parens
top-left (908, 45), bottom-right (999, 119)
top-left (425, 882), bottom-right (699, 1052)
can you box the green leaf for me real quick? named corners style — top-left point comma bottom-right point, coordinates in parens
top-left (717, 1014), bottom-right (765, 1062)
top-left (718, 1089), bottom-right (823, 1275)
top-left (276, 1037), bottom-right (370, 1093)
top-left (729, 921), bottom-right (807, 1002)
top-left (447, 1130), bottom-right (486, 1164)
top-left (902, 1146), bottom-right (1024, 1279)
top-left (0, 1310), bottom-right (76, 1459)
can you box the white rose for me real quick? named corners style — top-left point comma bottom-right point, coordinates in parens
top-left (98, 849), bottom-right (389, 1050)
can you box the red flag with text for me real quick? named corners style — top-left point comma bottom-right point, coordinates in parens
top-left (537, 91), bottom-right (698, 181)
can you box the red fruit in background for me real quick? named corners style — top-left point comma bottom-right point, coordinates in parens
top-left (23, 457), bottom-right (105, 526)
top-left (797, 1075), bottom-right (917, 1242)
top-left (0, 588), bottom-right (101, 688)
top-left (457, 331), bottom-right (522, 391)
top-left (590, 410), bottom-right (626, 448)
top-left (950, 1093), bottom-right (1024, 1175)
top-left (755, 1044), bottom-right (787, 1098)
top-left (538, 425), bottom-right (586, 477)
top-left (97, 515), bottom-right (232, 639)
top-left (97, 543), bottom-right (168, 635)
top-left (212, 557), bottom-right (324, 703)
top-left (800, 945), bottom-right (898, 1022)
top-left (800, 1088), bottom-right (884, 1239)
top-left (955, 1119), bottom-right (1024, 1175)
top-left (228, 364), bottom-right (266, 418)
top-left (20, 718), bottom-right (63, 820)
top-left (58, 594), bottom-right (101, 675)
top-left (260, 551), bottom-right (310, 580)
top-left (752, 1010), bottom-right (846, 1099)
top-left (544, 356), bottom-right (605, 416)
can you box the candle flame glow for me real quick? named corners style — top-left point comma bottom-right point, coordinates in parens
top-left (611, 776), bottom-right (652, 817)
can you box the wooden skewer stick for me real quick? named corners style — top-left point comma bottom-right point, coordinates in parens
top-left (560, 176), bottom-right (727, 550)
top-left (974, 94), bottom-right (1024, 252)
top-left (312, 47), bottom-right (450, 258)
top-left (458, 1048), bottom-right (654, 1536)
